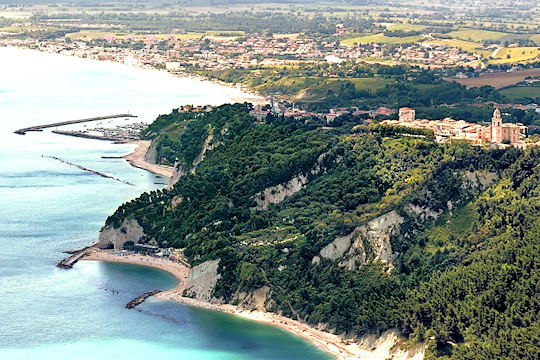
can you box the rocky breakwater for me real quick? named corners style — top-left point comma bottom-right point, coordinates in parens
top-left (125, 290), bottom-right (161, 309)
top-left (57, 249), bottom-right (89, 269)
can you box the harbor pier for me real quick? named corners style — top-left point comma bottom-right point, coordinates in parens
top-left (14, 114), bottom-right (137, 135)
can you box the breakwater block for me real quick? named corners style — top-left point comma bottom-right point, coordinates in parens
top-left (57, 250), bottom-right (87, 269)
top-left (125, 290), bottom-right (161, 309)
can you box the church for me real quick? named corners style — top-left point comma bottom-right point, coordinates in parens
top-left (490, 108), bottom-right (523, 144)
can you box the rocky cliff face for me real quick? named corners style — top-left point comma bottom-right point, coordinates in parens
top-left (168, 161), bottom-right (186, 188)
top-left (250, 152), bottom-right (334, 211)
top-left (232, 286), bottom-right (273, 311)
top-left (462, 171), bottom-right (499, 190)
top-left (168, 132), bottom-right (221, 188)
top-left (144, 140), bottom-right (157, 164)
top-left (312, 211), bottom-right (404, 270)
top-left (354, 330), bottom-right (425, 360)
top-left (251, 174), bottom-right (309, 211)
top-left (191, 133), bottom-right (216, 172)
top-left (184, 259), bottom-right (221, 301)
top-left (406, 171), bottom-right (499, 221)
top-left (96, 218), bottom-right (144, 250)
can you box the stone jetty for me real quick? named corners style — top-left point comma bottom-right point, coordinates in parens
top-left (125, 290), bottom-right (161, 309)
top-left (57, 250), bottom-right (88, 269)
top-left (14, 114), bottom-right (136, 135)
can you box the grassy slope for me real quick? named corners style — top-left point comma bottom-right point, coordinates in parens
top-left (292, 76), bottom-right (394, 101)
top-left (530, 34), bottom-right (540, 43)
top-left (499, 85), bottom-right (540, 100)
top-left (447, 29), bottom-right (507, 42)
top-left (490, 47), bottom-right (540, 65)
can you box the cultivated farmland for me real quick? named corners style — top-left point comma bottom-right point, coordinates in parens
top-left (445, 68), bottom-right (540, 89)
top-left (490, 47), bottom-right (540, 65)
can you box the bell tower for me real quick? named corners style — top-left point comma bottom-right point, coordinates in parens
top-left (491, 108), bottom-right (503, 143)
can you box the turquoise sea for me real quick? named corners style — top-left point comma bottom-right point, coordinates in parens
top-left (0, 47), bottom-right (332, 360)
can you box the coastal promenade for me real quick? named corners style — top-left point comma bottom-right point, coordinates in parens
top-left (14, 114), bottom-right (137, 135)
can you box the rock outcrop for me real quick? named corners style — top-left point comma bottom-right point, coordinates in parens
top-left (355, 330), bottom-right (425, 360)
top-left (191, 133), bottom-right (216, 172)
top-left (251, 174), bottom-right (309, 211)
top-left (184, 259), bottom-right (221, 301)
top-left (313, 211), bottom-right (404, 270)
top-left (462, 171), bottom-right (499, 190)
top-left (168, 161), bottom-right (186, 188)
top-left (232, 286), bottom-right (273, 311)
top-left (319, 232), bottom-right (355, 261)
top-left (406, 171), bottom-right (499, 221)
top-left (250, 152), bottom-right (335, 211)
top-left (143, 139), bottom-right (157, 164)
top-left (96, 218), bottom-right (144, 250)
top-left (167, 131), bottom-right (222, 188)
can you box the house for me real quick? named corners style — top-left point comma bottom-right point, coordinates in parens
top-left (104, 34), bottom-right (116, 43)
top-left (398, 107), bottom-right (415, 122)
top-left (249, 110), bottom-right (269, 121)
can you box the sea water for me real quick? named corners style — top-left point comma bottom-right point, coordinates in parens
top-left (0, 47), bottom-right (332, 360)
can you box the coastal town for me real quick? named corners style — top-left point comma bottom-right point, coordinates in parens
top-left (3, 22), bottom-right (540, 145)
top-left (1, 29), bottom-right (487, 74)
top-left (382, 106), bottom-right (535, 148)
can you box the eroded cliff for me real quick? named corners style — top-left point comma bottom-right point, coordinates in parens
top-left (96, 218), bottom-right (144, 250)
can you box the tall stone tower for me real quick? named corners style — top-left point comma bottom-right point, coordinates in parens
top-left (491, 108), bottom-right (503, 143)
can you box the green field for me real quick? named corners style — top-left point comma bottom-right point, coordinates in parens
top-left (490, 47), bottom-right (540, 64)
top-left (177, 33), bottom-right (206, 40)
top-left (347, 77), bottom-right (394, 90)
top-left (499, 85), bottom-right (540, 100)
top-left (387, 23), bottom-right (426, 32)
top-left (447, 29), bottom-right (507, 42)
top-left (342, 33), bottom-right (423, 46)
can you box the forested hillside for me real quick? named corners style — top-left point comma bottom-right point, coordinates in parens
top-left (106, 103), bottom-right (540, 359)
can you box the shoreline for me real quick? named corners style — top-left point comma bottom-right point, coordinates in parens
top-left (123, 140), bottom-right (174, 179)
top-left (80, 249), bottom-right (402, 360)
top-left (5, 46), bottom-right (267, 106)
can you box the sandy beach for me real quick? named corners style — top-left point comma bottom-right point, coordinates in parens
top-left (80, 249), bottom-right (420, 360)
top-left (123, 140), bottom-right (174, 179)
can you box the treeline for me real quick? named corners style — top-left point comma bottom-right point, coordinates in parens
top-left (303, 80), bottom-right (504, 112)
top-left (33, 11), bottom-right (373, 34)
